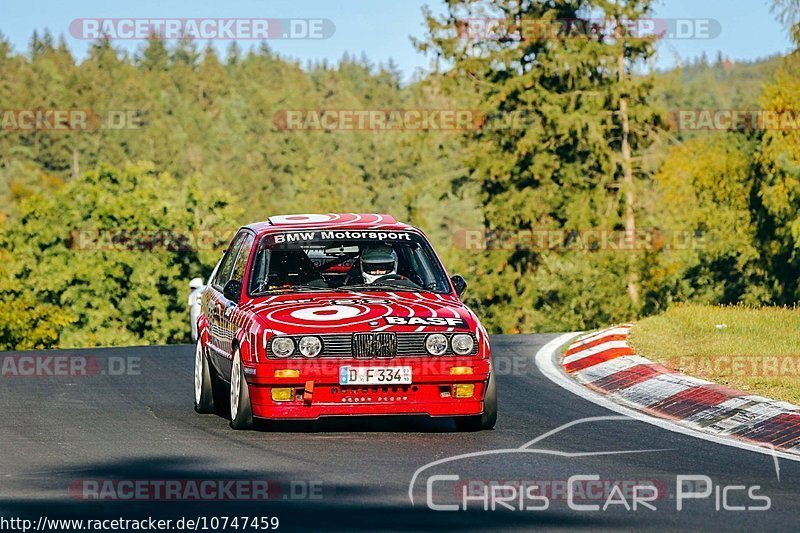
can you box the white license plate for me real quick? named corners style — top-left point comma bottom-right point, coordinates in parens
top-left (339, 366), bottom-right (412, 385)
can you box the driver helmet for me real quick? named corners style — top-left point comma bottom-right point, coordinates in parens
top-left (361, 245), bottom-right (398, 284)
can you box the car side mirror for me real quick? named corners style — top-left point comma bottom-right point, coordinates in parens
top-left (451, 275), bottom-right (467, 298)
top-left (222, 279), bottom-right (242, 304)
top-left (189, 277), bottom-right (204, 290)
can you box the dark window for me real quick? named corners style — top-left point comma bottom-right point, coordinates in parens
top-left (214, 231), bottom-right (246, 288)
top-left (248, 231), bottom-right (450, 295)
top-left (231, 233), bottom-right (255, 283)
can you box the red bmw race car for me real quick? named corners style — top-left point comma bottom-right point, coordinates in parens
top-left (194, 213), bottom-right (496, 431)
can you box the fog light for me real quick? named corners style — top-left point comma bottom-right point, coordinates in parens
top-left (271, 387), bottom-right (294, 402)
top-left (274, 369), bottom-right (300, 378)
top-left (452, 384), bottom-right (475, 398)
top-left (450, 366), bottom-right (473, 375)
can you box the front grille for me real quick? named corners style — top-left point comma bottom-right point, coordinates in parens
top-left (352, 332), bottom-right (397, 359)
top-left (266, 332), bottom-right (478, 358)
top-left (319, 334), bottom-right (351, 355)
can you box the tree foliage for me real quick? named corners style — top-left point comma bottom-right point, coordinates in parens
top-left (418, 0), bottom-right (665, 331)
top-left (0, 163), bottom-right (239, 348)
top-left (0, 3), bottom-right (799, 348)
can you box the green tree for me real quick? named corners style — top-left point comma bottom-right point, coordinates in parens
top-left (1, 163), bottom-right (240, 347)
top-left (418, 0), bottom-right (665, 331)
top-left (646, 134), bottom-right (765, 309)
top-left (753, 53), bottom-right (800, 303)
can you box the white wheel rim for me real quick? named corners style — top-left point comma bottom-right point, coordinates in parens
top-left (230, 352), bottom-right (241, 421)
top-left (194, 341), bottom-right (203, 404)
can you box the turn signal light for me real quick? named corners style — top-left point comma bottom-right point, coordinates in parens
top-left (274, 369), bottom-right (300, 378)
top-left (450, 366), bottom-right (473, 375)
top-left (452, 384), bottom-right (475, 398)
top-left (271, 388), bottom-right (295, 402)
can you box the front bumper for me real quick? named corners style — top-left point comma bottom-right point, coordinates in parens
top-left (244, 357), bottom-right (490, 420)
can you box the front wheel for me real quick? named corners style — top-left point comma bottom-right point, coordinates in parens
top-left (229, 348), bottom-right (254, 430)
top-left (194, 339), bottom-right (215, 414)
top-left (455, 371), bottom-right (497, 431)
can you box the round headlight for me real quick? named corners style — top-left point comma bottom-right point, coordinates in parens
top-left (298, 336), bottom-right (322, 358)
top-left (271, 337), bottom-right (295, 358)
top-left (425, 334), bottom-right (448, 356)
top-left (451, 334), bottom-right (474, 355)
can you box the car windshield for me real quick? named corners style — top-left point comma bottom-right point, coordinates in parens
top-left (248, 230), bottom-right (451, 294)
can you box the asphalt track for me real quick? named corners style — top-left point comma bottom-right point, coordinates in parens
top-left (1, 335), bottom-right (798, 531)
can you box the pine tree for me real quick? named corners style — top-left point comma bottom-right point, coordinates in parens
top-left (418, 0), bottom-right (665, 331)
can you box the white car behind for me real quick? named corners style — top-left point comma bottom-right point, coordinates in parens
top-left (188, 261), bottom-right (220, 342)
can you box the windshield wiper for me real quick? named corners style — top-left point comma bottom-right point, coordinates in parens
top-left (254, 284), bottom-right (331, 294)
top-left (342, 283), bottom-right (419, 292)
top-left (292, 284), bottom-right (332, 291)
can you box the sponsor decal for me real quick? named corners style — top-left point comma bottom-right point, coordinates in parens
top-left (289, 305), bottom-right (362, 322)
top-left (265, 302), bottom-right (387, 328)
top-left (271, 231), bottom-right (412, 244)
top-left (267, 213), bottom-right (395, 225)
top-left (276, 298), bottom-right (391, 306)
top-left (385, 316), bottom-right (469, 329)
top-left (330, 298), bottom-right (392, 305)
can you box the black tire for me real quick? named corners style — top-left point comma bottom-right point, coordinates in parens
top-left (455, 371), bottom-right (497, 432)
top-left (193, 339), bottom-right (215, 414)
top-left (229, 348), bottom-right (254, 430)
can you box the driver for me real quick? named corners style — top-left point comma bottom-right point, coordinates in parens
top-left (360, 244), bottom-right (398, 284)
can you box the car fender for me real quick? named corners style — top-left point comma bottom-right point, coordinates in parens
top-left (235, 327), bottom-right (259, 365)
top-left (197, 313), bottom-right (211, 346)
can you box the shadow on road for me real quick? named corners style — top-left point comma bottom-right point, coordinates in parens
top-left (0, 456), bottom-right (628, 531)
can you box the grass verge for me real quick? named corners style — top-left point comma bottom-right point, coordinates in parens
top-left (629, 304), bottom-right (800, 404)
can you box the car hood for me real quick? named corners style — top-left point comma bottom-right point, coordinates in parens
top-left (244, 291), bottom-right (478, 335)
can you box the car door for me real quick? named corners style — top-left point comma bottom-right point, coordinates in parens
top-left (207, 231), bottom-right (250, 381)
top-left (218, 230), bottom-right (254, 364)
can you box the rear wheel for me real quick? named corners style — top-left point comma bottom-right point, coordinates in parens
top-left (193, 340), bottom-right (215, 414)
top-left (229, 348), bottom-right (254, 430)
top-left (455, 371), bottom-right (497, 431)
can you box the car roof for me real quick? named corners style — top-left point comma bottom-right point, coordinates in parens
top-left (244, 213), bottom-right (416, 234)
